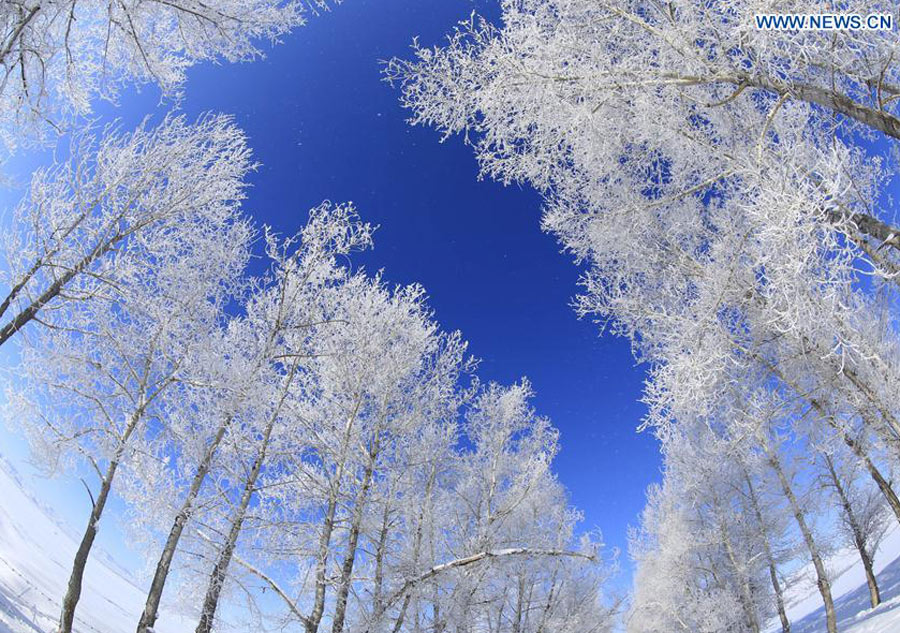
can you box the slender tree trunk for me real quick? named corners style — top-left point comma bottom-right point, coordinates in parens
top-left (58, 405), bottom-right (143, 633)
top-left (798, 390), bottom-right (900, 524)
top-left (306, 397), bottom-right (364, 633)
top-left (390, 594), bottom-right (412, 633)
top-left (732, 73), bottom-right (900, 141)
top-left (137, 417), bottom-right (231, 633)
top-left (860, 543), bottom-right (881, 610)
top-left (823, 454), bottom-right (881, 608)
top-left (494, 594), bottom-right (506, 633)
top-left (756, 331), bottom-right (900, 500)
top-left (58, 458), bottom-right (118, 633)
top-left (842, 366), bottom-right (900, 451)
top-left (384, 464), bottom-right (438, 633)
top-left (372, 502), bottom-right (392, 624)
top-left (306, 493), bottom-right (339, 633)
top-left (0, 239), bottom-right (118, 347)
top-left (0, 206), bottom-right (94, 322)
top-left (194, 355), bottom-right (302, 633)
top-left (839, 428), bottom-right (900, 525)
top-left (718, 513), bottom-right (760, 633)
top-left (195, 417), bottom-right (275, 633)
top-left (512, 573), bottom-right (525, 633)
top-left (0, 259), bottom-right (42, 321)
top-left (767, 560), bottom-right (790, 633)
top-left (0, 5), bottom-right (40, 65)
top-left (534, 568), bottom-right (559, 633)
top-left (331, 443), bottom-right (379, 633)
top-left (433, 587), bottom-right (445, 633)
top-left (744, 474), bottom-right (790, 633)
top-left (769, 454), bottom-right (837, 633)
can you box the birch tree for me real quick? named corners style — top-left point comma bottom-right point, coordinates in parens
top-left (176, 334), bottom-right (614, 633)
top-left (629, 475), bottom-right (749, 633)
top-left (390, 6), bottom-right (900, 628)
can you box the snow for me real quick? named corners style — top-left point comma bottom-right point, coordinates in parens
top-left (767, 523), bottom-right (900, 633)
top-left (0, 457), bottom-right (193, 633)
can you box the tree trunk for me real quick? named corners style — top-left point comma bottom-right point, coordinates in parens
top-left (769, 454), bottom-right (837, 633)
top-left (763, 362), bottom-right (900, 521)
top-left (534, 568), bottom-right (559, 633)
top-left (512, 573), bottom-right (525, 633)
top-left (384, 464), bottom-right (438, 633)
top-left (194, 355), bottom-right (303, 633)
top-left (798, 391), bottom-right (900, 524)
top-left (718, 511), bottom-right (760, 633)
top-left (0, 5), bottom-right (40, 65)
top-left (195, 417), bottom-right (274, 633)
top-left (372, 502), bottom-right (392, 624)
top-left (767, 560), bottom-right (791, 633)
top-left (433, 590), bottom-right (446, 633)
top-left (390, 594), bottom-right (412, 633)
top-left (744, 474), bottom-right (790, 633)
top-left (306, 396), bottom-right (364, 633)
top-left (306, 493), bottom-right (339, 633)
top-left (839, 429), bottom-right (900, 525)
top-left (823, 454), bottom-right (881, 608)
top-left (58, 404), bottom-right (144, 633)
top-left (331, 444), bottom-right (378, 633)
top-left (734, 73), bottom-right (900, 141)
top-left (0, 239), bottom-right (118, 347)
top-left (861, 547), bottom-right (881, 610)
top-left (57, 459), bottom-right (118, 633)
top-left (137, 417), bottom-right (231, 633)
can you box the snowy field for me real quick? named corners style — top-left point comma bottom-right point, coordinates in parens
top-left (0, 457), bottom-right (193, 633)
top-left (765, 524), bottom-right (900, 633)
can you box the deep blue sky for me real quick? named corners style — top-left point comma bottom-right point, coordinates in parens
top-left (2, 0), bottom-right (659, 578)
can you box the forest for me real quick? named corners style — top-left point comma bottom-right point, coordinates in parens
top-left (2, 2), bottom-right (900, 633)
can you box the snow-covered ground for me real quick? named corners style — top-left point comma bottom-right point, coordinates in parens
top-left (0, 457), bottom-right (193, 633)
top-left (767, 524), bottom-right (900, 633)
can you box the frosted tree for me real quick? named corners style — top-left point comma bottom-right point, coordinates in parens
top-left (0, 0), bottom-right (332, 153)
top-left (0, 113), bottom-right (254, 348)
top-left (734, 396), bottom-right (842, 632)
top-left (348, 391), bottom-right (476, 633)
top-left (386, 0), bottom-right (900, 261)
top-left (175, 326), bottom-right (612, 633)
top-left (737, 461), bottom-right (794, 633)
top-left (627, 378), bottom-right (884, 633)
top-left (237, 277), bottom-right (471, 633)
top-left (629, 421), bottom-right (782, 633)
top-left (304, 281), bottom-right (466, 633)
top-left (629, 475), bottom-right (750, 633)
top-left (419, 381), bottom-right (613, 633)
top-left (133, 202), bottom-right (373, 633)
top-left (7, 162), bottom-right (251, 633)
top-left (386, 0), bottom-right (900, 461)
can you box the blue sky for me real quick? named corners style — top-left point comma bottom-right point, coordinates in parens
top-left (0, 0), bottom-right (660, 580)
